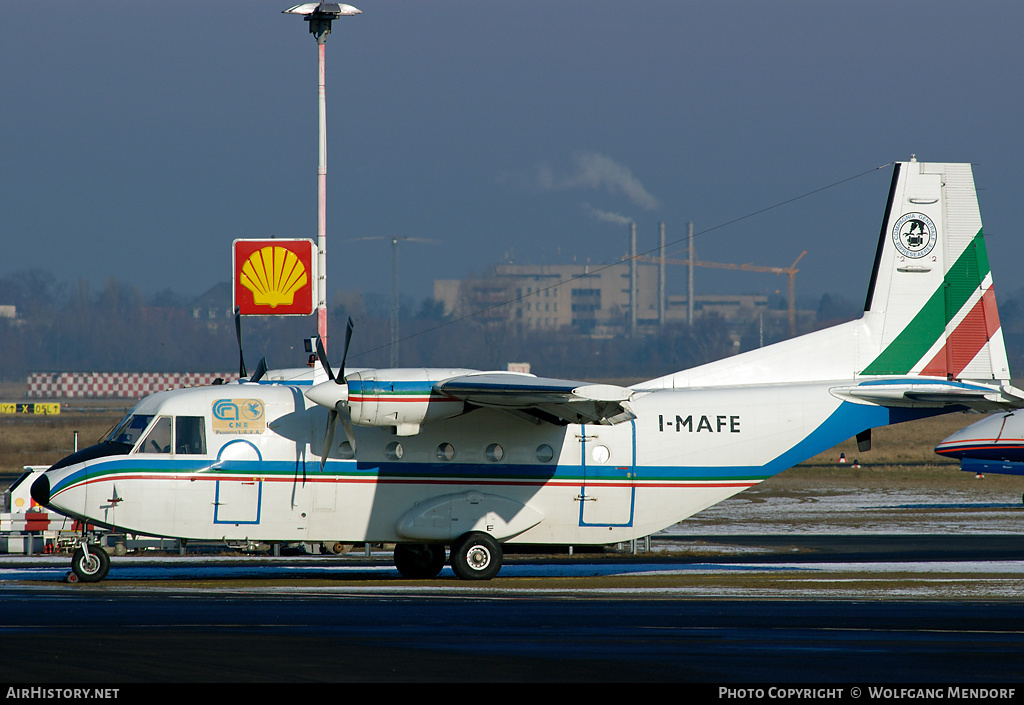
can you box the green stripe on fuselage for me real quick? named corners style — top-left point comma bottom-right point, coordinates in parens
top-left (861, 231), bottom-right (988, 376)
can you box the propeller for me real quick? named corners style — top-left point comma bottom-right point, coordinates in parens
top-left (250, 357), bottom-right (268, 383)
top-left (234, 307), bottom-right (270, 383)
top-left (311, 317), bottom-right (356, 469)
top-left (234, 307), bottom-right (247, 378)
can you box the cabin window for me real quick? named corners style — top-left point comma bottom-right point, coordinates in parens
top-left (338, 441), bottom-right (355, 459)
top-left (535, 444), bottom-right (554, 463)
top-left (176, 416), bottom-right (207, 455)
top-left (436, 443), bottom-right (455, 461)
top-left (385, 442), bottom-right (404, 461)
top-left (485, 443), bottom-right (504, 462)
top-left (139, 417), bottom-right (172, 454)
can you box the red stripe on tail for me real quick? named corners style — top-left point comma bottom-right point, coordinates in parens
top-left (921, 287), bottom-right (1000, 378)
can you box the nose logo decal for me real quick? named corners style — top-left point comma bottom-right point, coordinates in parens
top-left (213, 399), bottom-right (266, 435)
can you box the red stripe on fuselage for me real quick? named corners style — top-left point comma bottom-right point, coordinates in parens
top-left (53, 473), bottom-right (758, 495)
top-left (347, 396), bottom-right (460, 403)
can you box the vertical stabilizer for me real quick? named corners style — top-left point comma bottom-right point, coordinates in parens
top-left (638, 159), bottom-right (1013, 392)
top-left (859, 160), bottom-right (1009, 383)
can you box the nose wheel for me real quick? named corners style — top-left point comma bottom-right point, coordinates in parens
top-left (69, 544), bottom-right (110, 583)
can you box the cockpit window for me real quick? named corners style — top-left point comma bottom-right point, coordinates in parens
top-left (105, 414), bottom-right (155, 446)
top-left (110, 413), bottom-right (207, 455)
top-left (176, 416), bottom-right (207, 455)
top-left (139, 417), bottom-right (172, 454)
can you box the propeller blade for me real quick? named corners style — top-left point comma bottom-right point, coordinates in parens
top-left (320, 407), bottom-right (338, 471)
top-left (250, 357), bottom-right (268, 383)
top-left (234, 307), bottom-right (247, 378)
top-left (338, 317), bottom-right (354, 384)
top-left (339, 404), bottom-right (357, 454)
top-left (315, 335), bottom-right (334, 381)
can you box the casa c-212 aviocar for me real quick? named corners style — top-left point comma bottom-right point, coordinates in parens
top-left (32, 159), bottom-right (1023, 583)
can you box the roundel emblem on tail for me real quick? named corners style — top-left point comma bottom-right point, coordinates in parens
top-left (892, 212), bottom-right (937, 259)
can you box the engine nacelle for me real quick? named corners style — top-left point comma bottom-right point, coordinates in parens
top-left (345, 368), bottom-right (476, 435)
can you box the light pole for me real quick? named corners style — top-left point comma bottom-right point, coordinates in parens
top-left (349, 236), bottom-right (438, 367)
top-left (283, 3), bottom-right (361, 351)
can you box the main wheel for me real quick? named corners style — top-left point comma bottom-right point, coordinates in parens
top-left (449, 532), bottom-right (502, 581)
top-left (394, 543), bottom-right (447, 579)
top-left (71, 544), bottom-right (110, 583)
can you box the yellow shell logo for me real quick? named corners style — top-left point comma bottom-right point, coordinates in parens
top-left (239, 246), bottom-right (308, 308)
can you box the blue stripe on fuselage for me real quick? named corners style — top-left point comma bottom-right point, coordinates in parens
top-left (47, 401), bottom-right (957, 495)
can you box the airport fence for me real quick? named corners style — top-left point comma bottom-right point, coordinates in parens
top-left (27, 372), bottom-right (234, 399)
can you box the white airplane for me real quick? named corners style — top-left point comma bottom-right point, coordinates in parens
top-left (935, 410), bottom-right (1024, 476)
top-left (32, 159), bottom-right (1024, 583)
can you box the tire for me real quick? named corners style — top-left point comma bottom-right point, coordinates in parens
top-left (71, 544), bottom-right (110, 583)
top-left (394, 543), bottom-right (447, 579)
top-left (449, 532), bottom-right (502, 581)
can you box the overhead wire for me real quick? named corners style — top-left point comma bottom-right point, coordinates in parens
top-left (347, 162), bottom-right (893, 361)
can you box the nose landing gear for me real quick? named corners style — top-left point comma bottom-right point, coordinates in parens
top-left (67, 543), bottom-right (110, 583)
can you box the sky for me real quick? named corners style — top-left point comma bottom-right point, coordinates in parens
top-left (3, 0), bottom-right (1024, 313)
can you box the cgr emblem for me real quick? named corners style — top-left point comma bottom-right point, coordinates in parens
top-left (892, 212), bottom-right (937, 259)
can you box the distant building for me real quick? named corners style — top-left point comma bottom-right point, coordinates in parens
top-left (434, 262), bottom-right (777, 338)
top-left (191, 282), bottom-right (234, 332)
top-left (436, 262), bottom-right (655, 336)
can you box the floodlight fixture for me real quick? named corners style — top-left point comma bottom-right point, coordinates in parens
top-left (283, 2), bottom-right (361, 44)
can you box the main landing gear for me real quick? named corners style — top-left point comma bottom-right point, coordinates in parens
top-left (393, 543), bottom-right (447, 579)
top-left (450, 532), bottom-right (502, 580)
top-left (392, 532), bottom-right (504, 581)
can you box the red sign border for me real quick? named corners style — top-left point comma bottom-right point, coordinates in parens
top-left (232, 238), bottom-right (317, 316)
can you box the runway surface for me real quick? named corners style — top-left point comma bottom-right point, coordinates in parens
top-left (2, 483), bottom-right (1022, 682)
top-left (1, 585), bottom-right (1023, 683)
top-left (2, 533), bottom-right (1024, 683)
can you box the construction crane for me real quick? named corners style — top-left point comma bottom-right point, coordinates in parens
top-left (637, 250), bottom-right (806, 337)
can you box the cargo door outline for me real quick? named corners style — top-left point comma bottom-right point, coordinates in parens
top-left (578, 420), bottom-right (636, 527)
top-left (214, 479), bottom-right (263, 524)
top-left (213, 439), bottom-right (263, 525)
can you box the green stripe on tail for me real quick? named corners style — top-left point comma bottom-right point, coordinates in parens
top-left (861, 231), bottom-right (989, 376)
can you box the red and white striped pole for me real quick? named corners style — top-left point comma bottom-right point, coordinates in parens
top-left (283, 3), bottom-right (362, 352)
top-left (317, 39), bottom-right (328, 346)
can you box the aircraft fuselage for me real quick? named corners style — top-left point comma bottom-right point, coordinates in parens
top-left (34, 376), bottom-right (934, 547)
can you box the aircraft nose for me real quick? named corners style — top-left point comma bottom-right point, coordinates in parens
top-left (30, 474), bottom-right (50, 507)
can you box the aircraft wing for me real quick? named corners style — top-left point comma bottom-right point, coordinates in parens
top-left (830, 381), bottom-right (1024, 410)
top-left (435, 373), bottom-right (636, 426)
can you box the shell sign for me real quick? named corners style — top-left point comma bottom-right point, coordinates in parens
top-left (233, 239), bottom-right (317, 316)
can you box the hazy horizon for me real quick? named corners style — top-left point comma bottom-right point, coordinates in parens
top-left (4, 1), bottom-right (1023, 311)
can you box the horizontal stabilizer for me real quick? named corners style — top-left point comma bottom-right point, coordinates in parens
top-left (830, 381), bottom-right (1014, 409)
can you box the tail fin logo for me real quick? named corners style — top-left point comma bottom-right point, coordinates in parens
top-left (893, 212), bottom-right (937, 258)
